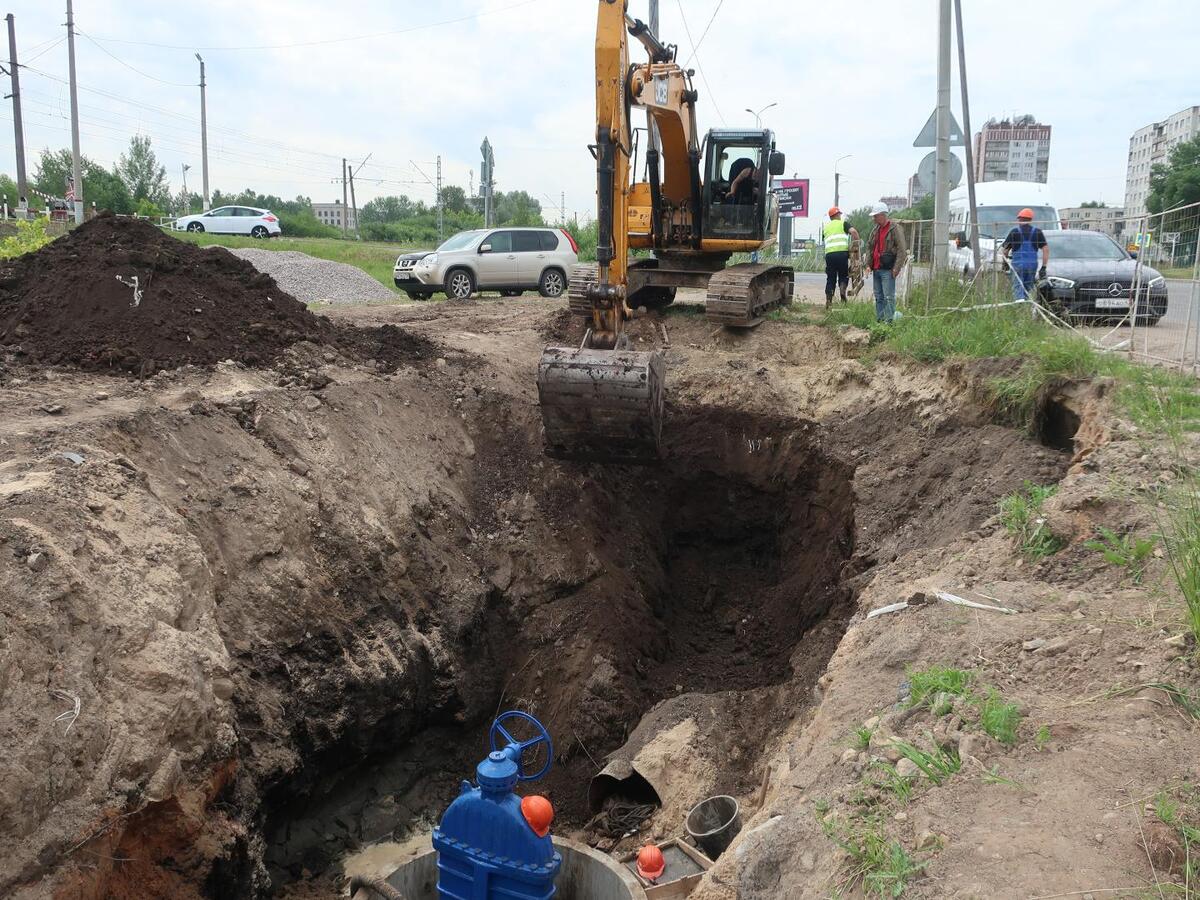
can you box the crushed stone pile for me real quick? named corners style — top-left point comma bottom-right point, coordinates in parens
top-left (0, 213), bottom-right (329, 373)
top-left (226, 248), bottom-right (397, 304)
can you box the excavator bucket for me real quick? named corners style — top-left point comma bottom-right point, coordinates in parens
top-left (537, 346), bottom-right (665, 462)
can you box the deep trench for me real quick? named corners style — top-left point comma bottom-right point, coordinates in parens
top-left (260, 408), bottom-right (856, 889)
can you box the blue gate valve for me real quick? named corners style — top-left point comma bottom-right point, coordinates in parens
top-left (433, 711), bottom-right (562, 899)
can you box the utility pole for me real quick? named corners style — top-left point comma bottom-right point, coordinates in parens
top-left (5, 15), bottom-right (27, 211)
top-left (348, 167), bottom-right (359, 240)
top-left (181, 162), bottom-right (190, 213)
top-left (646, 0), bottom-right (661, 164)
top-left (561, 190), bottom-right (565, 224)
top-left (436, 154), bottom-right (443, 242)
top-left (480, 137), bottom-right (494, 228)
top-left (933, 0), bottom-right (952, 271)
top-left (196, 54), bottom-right (209, 210)
top-left (834, 154), bottom-right (851, 209)
top-left (65, 0), bottom-right (83, 223)
top-left (341, 157), bottom-right (348, 236)
top-left (953, 0), bottom-right (980, 275)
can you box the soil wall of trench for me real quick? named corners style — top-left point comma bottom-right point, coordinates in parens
top-left (0, 337), bottom-right (1071, 898)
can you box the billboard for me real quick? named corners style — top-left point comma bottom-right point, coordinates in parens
top-left (775, 179), bottom-right (809, 218)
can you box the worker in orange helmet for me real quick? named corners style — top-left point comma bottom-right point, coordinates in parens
top-left (636, 844), bottom-right (666, 883)
top-left (1000, 207), bottom-right (1050, 307)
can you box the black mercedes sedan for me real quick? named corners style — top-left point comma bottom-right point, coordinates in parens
top-left (1036, 230), bottom-right (1169, 326)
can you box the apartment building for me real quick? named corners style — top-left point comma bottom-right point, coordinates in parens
top-left (1059, 205), bottom-right (1126, 240)
top-left (1124, 106), bottom-right (1200, 221)
top-left (971, 116), bottom-right (1052, 184)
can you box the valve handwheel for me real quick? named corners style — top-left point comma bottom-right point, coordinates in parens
top-left (489, 711), bottom-right (554, 782)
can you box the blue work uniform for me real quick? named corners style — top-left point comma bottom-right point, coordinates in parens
top-left (1002, 223), bottom-right (1046, 300)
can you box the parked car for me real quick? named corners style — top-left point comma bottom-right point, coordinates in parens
top-left (174, 205), bottom-right (281, 238)
top-left (1036, 230), bottom-right (1168, 326)
top-left (393, 250), bottom-right (436, 300)
top-left (411, 227), bottom-right (579, 300)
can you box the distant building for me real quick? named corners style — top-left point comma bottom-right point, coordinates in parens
top-left (880, 195), bottom-right (909, 212)
top-left (972, 116), bottom-right (1051, 184)
top-left (1060, 206), bottom-right (1126, 240)
top-left (1124, 105), bottom-right (1200, 221)
top-left (311, 200), bottom-right (355, 230)
top-left (906, 174), bottom-right (929, 208)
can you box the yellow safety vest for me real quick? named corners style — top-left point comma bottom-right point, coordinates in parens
top-left (824, 219), bottom-right (850, 254)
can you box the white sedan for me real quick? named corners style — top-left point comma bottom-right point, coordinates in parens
top-left (174, 205), bottom-right (281, 238)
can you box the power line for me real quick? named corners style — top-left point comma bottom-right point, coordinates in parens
top-left (675, 0), bottom-right (724, 124)
top-left (22, 35), bottom-right (65, 66)
top-left (76, 31), bottom-right (193, 87)
top-left (85, 0), bottom-right (542, 52)
top-left (681, 0), bottom-right (725, 69)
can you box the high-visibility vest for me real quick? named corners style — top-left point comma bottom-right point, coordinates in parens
top-left (824, 219), bottom-right (850, 254)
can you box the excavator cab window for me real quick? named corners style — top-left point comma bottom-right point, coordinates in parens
top-left (703, 139), bottom-right (766, 239)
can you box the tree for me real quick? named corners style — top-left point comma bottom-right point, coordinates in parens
top-left (493, 190), bottom-right (542, 226)
top-left (34, 148), bottom-right (134, 214)
top-left (440, 185), bottom-right (470, 215)
top-left (361, 195), bottom-right (414, 224)
top-left (117, 135), bottom-right (171, 208)
top-left (845, 205), bottom-right (874, 239)
top-left (1080, 200), bottom-right (1107, 209)
top-left (1147, 135), bottom-right (1200, 215)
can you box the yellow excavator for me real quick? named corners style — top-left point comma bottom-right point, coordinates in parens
top-left (537, 0), bottom-right (793, 462)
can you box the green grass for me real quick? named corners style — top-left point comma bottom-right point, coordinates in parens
top-left (869, 761), bottom-right (915, 803)
top-left (975, 689), bottom-right (1023, 745)
top-left (1084, 526), bottom-right (1158, 583)
top-left (890, 739), bottom-right (962, 785)
top-left (1149, 784), bottom-right (1199, 890)
top-left (906, 666), bottom-right (973, 712)
top-left (1034, 724), bottom-right (1052, 751)
top-left (998, 481), bottom-right (1065, 559)
top-left (819, 813), bottom-right (927, 897)
top-left (852, 725), bottom-right (874, 752)
top-left (172, 230), bottom-right (416, 293)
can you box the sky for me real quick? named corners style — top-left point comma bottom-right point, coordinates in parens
top-left (0, 0), bottom-right (1196, 238)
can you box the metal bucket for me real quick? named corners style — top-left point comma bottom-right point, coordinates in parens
top-left (684, 795), bottom-right (742, 859)
top-left (354, 836), bottom-right (647, 900)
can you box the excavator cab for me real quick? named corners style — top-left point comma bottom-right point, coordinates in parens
top-left (702, 130), bottom-right (786, 242)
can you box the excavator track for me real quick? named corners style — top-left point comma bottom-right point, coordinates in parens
top-left (705, 264), bottom-right (794, 328)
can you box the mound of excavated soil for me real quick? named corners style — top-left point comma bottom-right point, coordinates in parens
top-left (0, 213), bottom-right (328, 373)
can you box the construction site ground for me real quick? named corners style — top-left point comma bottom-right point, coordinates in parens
top-left (2, 262), bottom-right (1199, 899)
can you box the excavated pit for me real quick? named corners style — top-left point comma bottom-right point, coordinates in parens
top-left (262, 407), bottom-right (855, 888)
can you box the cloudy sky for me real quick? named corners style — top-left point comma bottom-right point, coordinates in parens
top-left (0, 0), bottom-right (1196, 236)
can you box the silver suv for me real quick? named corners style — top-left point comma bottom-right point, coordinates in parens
top-left (411, 227), bottom-right (579, 300)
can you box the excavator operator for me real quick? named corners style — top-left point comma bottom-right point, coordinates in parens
top-left (724, 158), bottom-right (759, 204)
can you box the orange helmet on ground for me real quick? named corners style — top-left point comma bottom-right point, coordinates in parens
top-left (828, 206), bottom-right (841, 218)
top-left (637, 844), bottom-right (666, 881)
top-left (1017, 208), bottom-right (1035, 221)
top-left (520, 795), bottom-right (554, 838)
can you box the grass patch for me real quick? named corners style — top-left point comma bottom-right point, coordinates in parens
top-left (1084, 526), bottom-right (1157, 583)
top-left (998, 481), bottom-right (1065, 559)
top-left (906, 666), bottom-right (973, 712)
top-left (890, 739), bottom-right (962, 785)
top-left (852, 725), bottom-right (874, 752)
top-left (1159, 472), bottom-right (1200, 645)
top-left (1034, 724), bottom-right (1051, 750)
top-left (819, 812), bottom-right (927, 897)
top-left (975, 689), bottom-right (1023, 745)
top-left (869, 761), bottom-right (915, 804)
top-left (173, 229), bottom-right (411, 292)
top-left (1148, 784), bottom-right (1199, 889)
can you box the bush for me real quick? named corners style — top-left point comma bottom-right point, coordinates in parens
top-left (277, 211), bottom-right (341, 239)
top-left (0, 217), bottom-right (54, 258)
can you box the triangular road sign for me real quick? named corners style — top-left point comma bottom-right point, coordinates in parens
top-left (914, 109), bottom-right (965, 147)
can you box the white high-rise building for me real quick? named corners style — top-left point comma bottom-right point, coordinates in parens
top-left (1124, 106), bottom-right (1200, 221)
top-left (972, 116), bottom-right (1051, 184)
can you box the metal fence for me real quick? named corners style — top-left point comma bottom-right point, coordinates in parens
top-left (824, 204), bottom-right (1200, 373)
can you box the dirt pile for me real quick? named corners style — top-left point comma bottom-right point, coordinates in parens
top-left (0, 214), bottom-right (328, 373)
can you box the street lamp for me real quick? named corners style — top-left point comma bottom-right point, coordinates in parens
top-left (834, 154), bottom-right (853, 209)
top-left (745, 102), bottom-right (778, 128)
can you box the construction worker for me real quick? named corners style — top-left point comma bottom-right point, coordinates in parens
top-left (1000, 208), bottom-right (1050, 304)
top-left (823, 207), bottom-right (860, 308)
top-left (863, 203), bottom-right (908, 323)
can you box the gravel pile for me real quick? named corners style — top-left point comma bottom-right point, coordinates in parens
top-left (226, 248), bottom-right (397, 304)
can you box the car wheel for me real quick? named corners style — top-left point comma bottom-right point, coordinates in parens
top-left (186, 222), bottom-right (204, 233)
top-left (500, 290), bottom-right (523, 297)
top-left (539, 268), bottom-right (566, 298)
top-left (445, 268), bottom-right (475, 300)
top-left (251, 225), bottom-right (269, 239)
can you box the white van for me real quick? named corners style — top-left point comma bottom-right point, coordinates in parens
top-left (948, 181), bottom-right (1060, 277)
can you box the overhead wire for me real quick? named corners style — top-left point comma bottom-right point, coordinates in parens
top-left (84, 0), bottom-right (543, 52)
top-left (681, 0), bottom-right (725, 69)
top-left (674, 0), bottom-right (725, 124)
top-left (76, 31), bottom-right (194, 87)
top-left (21, 36), bottom-right (67, 66)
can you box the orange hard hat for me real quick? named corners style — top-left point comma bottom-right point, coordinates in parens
top-left (1017, 208), bottom-right (1035, 220)
top-left (637, 844), bottom-right (666, 881)
top-left (828, 206), bottom-right (841, 217)
top-left (521, 795), bottom-right (554, 837)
